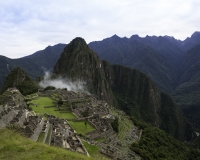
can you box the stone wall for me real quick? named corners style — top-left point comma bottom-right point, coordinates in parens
top-left (29, 118), bottom-right (44, 141)
top-left (0, 108), bottom-right (18, 129)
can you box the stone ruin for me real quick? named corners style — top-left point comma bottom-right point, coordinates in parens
top-left (0, 88), bottom-right (142, 159)
top-left (0, 88), bottom-right (44, 141)
top-left (47, 116), bottom-right (88, 155)
top-left (41, 89), bottom-right (142, 159)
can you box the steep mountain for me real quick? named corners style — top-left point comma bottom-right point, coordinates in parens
top-left (182, 31), bottom-right (200, 51)
top-left (179, 43), bottom-right (200, 84)
top-left (0, 55), bottom-right (42, 88)
top-left (88, 33), bottom-right (200, 132)
top-left (172, 43), bottom-right (200, 131)
top-left (0, 44), bottom-right (65, 88)
top-left (23, 43), bottom-right (66, 71)
top-left (163, 31), bottom-right (200, 52)
top-left (1, 32), bottom-right (200, 133)
top-left (54, 38), bottom-right (116, 106)
top-left (88, 31), bottom-right (200, 93)
top-left (54, 37), bottom-right (195, 141)
top-left (130, 35), bottom-right (183, 64)
top-left (0, 67), bottom-right (38, 95)
top-left (89, 35), bottom-right (178, 93)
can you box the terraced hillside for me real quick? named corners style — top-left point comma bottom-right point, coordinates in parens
top-left (0, 87), bottom-right (200, 159)
top-left (0, 128), bottom-right (92, 160)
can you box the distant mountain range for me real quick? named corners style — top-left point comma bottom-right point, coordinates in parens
top-left (1, 37), bottom-right (195, 141)
top-left (1, 32), bottom-right (200, 131)
top-left (0, 43), bottom-right (66, 88)
top-left (89, 31), bottom-right (200, 132)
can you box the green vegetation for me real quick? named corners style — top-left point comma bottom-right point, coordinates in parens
top-left (44, 86), bottom-right (56, 91)
top-left (172, 84), bottom-right (200, 132)
top-left (68, 121), bottom-right (95, 135)
top-left (82, 141), bottom-right (110, 160)
top-left (110, 117), bottom-right (119, 133)
top-left (30, 97), bottom-right (76, 119)
top-left (45, 126), bottom-right (52, 145)
top-left (130, 126), bottom-right (200, 160)
top-left (112, 65), bottom-right (194, 140)
top-left (0, 67), bottom-right (38, 95)
top-left (0, 128), bottom-right (92, 160)
top-left (37, 132), bottom-right (45, 143)
top-left (194, 136), bottom-right (200, 148)
top-left (56, 98), bottom-right (63, 107)
top-left (51, 93), bottom-right (60, 101)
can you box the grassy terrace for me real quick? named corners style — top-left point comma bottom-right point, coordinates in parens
top-left (37, 132), bottom-right (45, 143)
top-left (82, 141), bottom-right (110, 160)
top-left (29, 96), bottom-right (96, 134)
top-left (30, 97), bottom-right (76, 119)
top-left (0, 128), bottom-right (92, 160)
top-left (45, 126), bottom-right (52, 145)
top-left (109, 108), bottom-right (134, 141)
top-left (68, 121), bottom-right (95, 135)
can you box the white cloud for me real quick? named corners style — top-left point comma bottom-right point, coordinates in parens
top-left (39, 72), bottom-right (90, 94)
top-left (0, 0), bottom-right (200, 58)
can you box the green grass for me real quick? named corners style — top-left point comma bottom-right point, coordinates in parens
top-left (37, 132), bottom-right (45, 143)
top-left (29, 93), bottom-right (38, 97)
top-left (68, 121), bottom-right (95, 135)
top-left (45, 126), bottom-right (52, 145)
top-left (96, 137), bottom-right (106, 142)
top-left (51, 94), bottom-right (60, 101)
top-left (0, 128), bottom-right (92, 160)
top-left (30, 97), bottom-right (76, 119)
top-left (109, 108), bottom-right (134, 141)
top-left (82, 141), bottom-right (110, 160)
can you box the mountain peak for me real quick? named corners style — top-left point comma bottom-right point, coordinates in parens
top-left (68, 37), bottom-right (87, 48)
top-left (111, 34), bottom-right (119, 37)
top-left (130, 34), bottom-right (139, 38)
top-left (191, 31), bottom-right (200, 38)
top-left (70, 37), bottom-right (87, 45)
top-left (63, 37), bottom-right (88, 53)
top-left (110, 34), bottom-right (120, 39)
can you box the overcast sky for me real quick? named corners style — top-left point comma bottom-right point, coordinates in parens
top-left (0, 0), bottom-right (200, 58)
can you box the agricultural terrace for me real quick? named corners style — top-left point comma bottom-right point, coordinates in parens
top-left (28, 95), bottom-right (96, 136)
top-left (68, 121), bottom-right (95, 135)
top-left (29, 97), bottom-right (76, 119)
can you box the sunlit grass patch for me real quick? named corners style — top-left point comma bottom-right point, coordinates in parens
top-left (68, 121), bottom-right (95, 135)
top-left (0, 128), bottom-right (92, 160)
top-left (37, 132), bottom-right (45, 143)
top-left (30, 97), bottom-right (76, 119)
top-left (82, 141), bottom-right (110, 160)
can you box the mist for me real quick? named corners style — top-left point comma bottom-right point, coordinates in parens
top-left (39, 72), bottom-right (90, 94)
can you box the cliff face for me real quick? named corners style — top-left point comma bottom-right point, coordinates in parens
top-left (53, 37), bottom-right (195, 141)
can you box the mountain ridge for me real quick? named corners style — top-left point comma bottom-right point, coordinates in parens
top-left (1, 32), bottom-right (200, 132)
top-left (53, 37), bottom-right (195, 141)
top-left (0, 44), bottom-right (66, 88)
